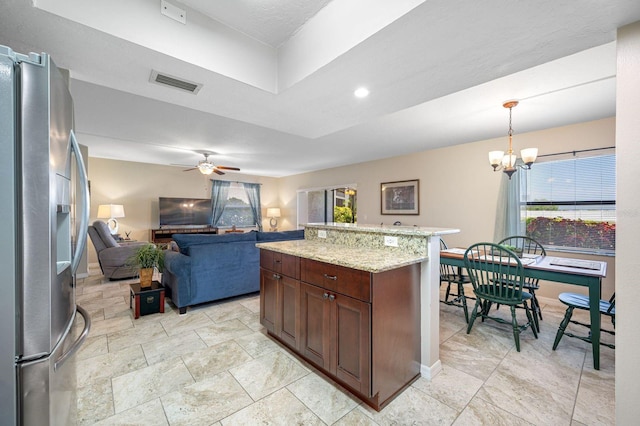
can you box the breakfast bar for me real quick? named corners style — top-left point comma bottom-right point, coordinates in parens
top-left (257, 223), bottom-right (459, 410)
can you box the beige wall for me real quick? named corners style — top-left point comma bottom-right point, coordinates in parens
top-left (615, 20), bottom-right (640, 423)
top-left (87, 158), bottom-right (279, 263)
top-left (88, 118), bottom-right (617, 296)
top-left (278, 117), bottom-right (616, 299)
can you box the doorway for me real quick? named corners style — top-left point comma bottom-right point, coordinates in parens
top-left (297, 184), bottom-right (357, 227)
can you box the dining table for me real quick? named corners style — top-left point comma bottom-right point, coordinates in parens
top-left (440, 248), bottom-right (608, 370)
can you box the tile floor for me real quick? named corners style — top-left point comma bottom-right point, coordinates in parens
top-left (75, 269), bottom-right (615, 425)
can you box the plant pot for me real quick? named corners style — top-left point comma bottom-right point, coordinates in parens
top-left (140, 268), bottom-right (153, 288)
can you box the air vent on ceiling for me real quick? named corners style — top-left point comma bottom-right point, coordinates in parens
top-left (149, 70), bottom-right (203, 94)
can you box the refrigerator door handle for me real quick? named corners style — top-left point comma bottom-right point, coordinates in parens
top-left (54, 305), bottom-right (91, 371)
top-left (69, 129), bottom-right (90, 274)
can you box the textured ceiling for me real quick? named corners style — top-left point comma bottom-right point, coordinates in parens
top-left (2, 0), bottom-right (640, 177)
top-left (180, 0), bottom-right (333, 47)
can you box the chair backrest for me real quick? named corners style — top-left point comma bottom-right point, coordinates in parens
top-left (498, 236), bottom-right (545, 286)
top-left (439, 238), bottom-right (455, 279)
top-left (464, 242), bottom-right (525, 303)
top-left (498, 236), bottom-right (546, 256)
top-left (88, 220), bottom-right (120, 253)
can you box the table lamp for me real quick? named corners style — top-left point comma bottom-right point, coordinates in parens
top-left (97, 204), bottom-right (125, 235)
top-left (267, 207), bottom-right (281, 232)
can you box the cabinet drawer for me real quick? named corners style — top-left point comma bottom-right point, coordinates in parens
top-left (260, 251), bottom-right (300, 279)
top-left (281, 253), bottom-right (300, 279)
top-left (260, 250), bottom-right (281, 273)
top-left (301, 258), bottom-right (371, 302)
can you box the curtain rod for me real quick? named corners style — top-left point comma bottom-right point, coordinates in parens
top-left (537, 146), bottom-right (615, 159)
top-left (210, 179), bottom-right (262, 185)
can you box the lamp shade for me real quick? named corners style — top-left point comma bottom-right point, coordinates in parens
top-left (501, 154), bottom-right (517, 169)
top-left (97, 204), bottom-right (125, 235)
top-left (488, 150), bottom-right (504, 167)
top-left (97, 204), bottom-right (125, 219)
top-left (267, 208), bottom-right (281, 218)
top-left (521, 148), bottom-right (538, 165)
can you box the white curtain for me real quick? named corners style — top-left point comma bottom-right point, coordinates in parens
top-left (493, 161), bottom-right (528, 242)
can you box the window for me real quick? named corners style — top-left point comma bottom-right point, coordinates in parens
top-left (522, 153), bottom-right (615, 255)
top-left (215, 182), bottom-right (257, 228)
top-left (297, 185), bottom-right (357, 226)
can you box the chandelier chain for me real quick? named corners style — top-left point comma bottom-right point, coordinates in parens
top-left (508, 106), bottom-right (514, 138)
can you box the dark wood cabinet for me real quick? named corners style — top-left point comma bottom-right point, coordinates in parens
top-left (299, 282), bottom-right (331, 367)
top-left (259, 268), bottom-right (278, 334)
top-left (260, 251), bottom-right (301, 350)
top-left (279, 275), bottom-right (300, 349)
top-left (300, 281), bottom-right (371, 394)
top-left (260, 250), bottom-right (421, 411)
top-left (334, 289), bottom-right (371, 393)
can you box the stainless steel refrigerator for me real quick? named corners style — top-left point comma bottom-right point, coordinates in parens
top-left (0, 45), bottom-right (91, 425)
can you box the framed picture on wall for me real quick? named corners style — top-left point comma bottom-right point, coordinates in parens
top-left (381, 179), bottom-right (419, 215)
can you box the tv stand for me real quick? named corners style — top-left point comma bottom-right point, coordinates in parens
top-left (151, 227), bottom-right (218, 244)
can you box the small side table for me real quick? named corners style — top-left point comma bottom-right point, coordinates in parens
top-left (130, 281), bottom-right (165, 319)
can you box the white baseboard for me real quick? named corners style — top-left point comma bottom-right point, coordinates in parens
top-left (420, 359), bottom-right (443, 380)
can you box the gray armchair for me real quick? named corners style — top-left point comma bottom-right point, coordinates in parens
top-left (88, 220), bottom-right (147, 280)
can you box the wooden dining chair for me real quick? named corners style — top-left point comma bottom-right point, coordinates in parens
top-left (552, 292), bottom-right (615, 351)
top-left (440, 239), bottom-right (472, 322)
top-left (497, 236), bottom-right (546, 330)
top-left (464, 242), bottom-right (538, 352)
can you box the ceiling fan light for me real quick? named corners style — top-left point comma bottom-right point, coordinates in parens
top-left (198, 162), bottom-right (215, 175)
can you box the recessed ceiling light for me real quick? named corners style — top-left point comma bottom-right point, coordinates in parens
top-left (354, 87), bottom-right (369, 98)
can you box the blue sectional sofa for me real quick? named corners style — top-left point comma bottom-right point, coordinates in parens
top-left (161, 230), bottom-right (304, 314)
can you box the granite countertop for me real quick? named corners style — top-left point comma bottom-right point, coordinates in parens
top-left (256, 239), bottom-right (427, 273)
top-left (303, 222), bottom-right (460, 237)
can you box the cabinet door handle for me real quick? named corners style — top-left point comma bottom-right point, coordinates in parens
top-left (323, 292), bottom-right (329, 299)
top-left (328, 294), bottom-right (336, 301)
top-left (273, 273), bottom-right (281, 280)
top-left (274, 259), bottom-right (281, 264)
top-left (323, 274), bottom-right (337, 281)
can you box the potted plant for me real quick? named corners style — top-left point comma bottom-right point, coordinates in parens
top-left (128, 243), bottom-right (164, 288)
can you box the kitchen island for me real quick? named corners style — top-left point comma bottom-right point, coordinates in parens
top-left (257, 223), bottom-right (459, 410)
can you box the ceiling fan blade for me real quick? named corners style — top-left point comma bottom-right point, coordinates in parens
top-left (183, 167), bottom-right (197, 172)
top-left (216, 166), bottom-right (240, 171)
top-left (213, 168), bottom-right (225, 175)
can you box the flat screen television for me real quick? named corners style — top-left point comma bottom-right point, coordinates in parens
top-left (159, 197), bottom-right (212, 227)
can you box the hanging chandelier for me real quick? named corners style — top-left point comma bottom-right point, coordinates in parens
top-left (488, 100), bottom-right (538, 179)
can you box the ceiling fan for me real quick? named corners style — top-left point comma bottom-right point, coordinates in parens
top-left (183, 152), bottom-right (240, 176)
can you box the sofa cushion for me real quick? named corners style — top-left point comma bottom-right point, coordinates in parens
top-left (173, 231), bottom-right (257, 255)
top-left (256, 229), bottom-right (304, 242)
top-left (93, 220), bottom-right (119, 248)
